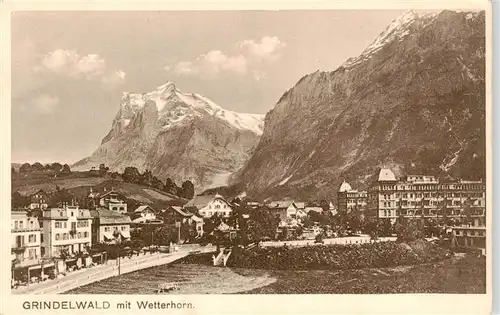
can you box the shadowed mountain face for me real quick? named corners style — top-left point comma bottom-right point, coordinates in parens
top-left (234, 10), bottom-right (486, 200)
top-left (73, 82), bottom-right (264, 191)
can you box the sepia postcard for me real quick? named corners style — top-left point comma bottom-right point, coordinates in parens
top-left (0, 0), bottom-right (493, 314)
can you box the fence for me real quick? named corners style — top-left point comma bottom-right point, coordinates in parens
top-left (260, 236), bottom-right (396, 248)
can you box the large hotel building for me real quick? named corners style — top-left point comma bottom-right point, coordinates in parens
top-left (338, 168), bottom-right (486, 222)
top-left (367, 168), bottom-right (485, 221)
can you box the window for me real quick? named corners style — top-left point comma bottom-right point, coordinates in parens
top-left (63, 222), bottom-right (67, 228)
top-left (71, 212), bottom-right (74, 217)
top-left (112, 207), bottom-right (118, 211)
top-left (84, 232), bottom-right (89, 238)
top-left (14, 221), bottom-right (18, 229)
top-left (41, 234), bottom-right (44, 243)
top-left (55, 233), bottom-right (60, 240)
top-left (29, 234), bottom-right (36, 243)
top-left (119, 207), bottom-right (124, 211)
top-left (105, 227), bottom-right (110, 232)
top-left (114, 226), bottom-right (118, 231)
top-left (64, 233), bottom-right (68, 240)
top-left (121, 226), bottom-right (126, 231)
top-left (19, 221), bottom-right (24, 229)
top-left (77, 232), bottom-right (81, 238)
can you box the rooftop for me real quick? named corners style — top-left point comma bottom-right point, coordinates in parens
top-left (90, 208), bottom-right (132, 224)
top-left (339, 180), bottom-right (353, 192)
top-left (378, 168), bottom-right (397, 181)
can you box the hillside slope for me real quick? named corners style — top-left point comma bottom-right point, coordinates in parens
top-left (234, 10), bottom-right (486, 200)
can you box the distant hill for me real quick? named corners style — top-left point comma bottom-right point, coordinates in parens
top-left (11, 173), bottom-right (187, 210)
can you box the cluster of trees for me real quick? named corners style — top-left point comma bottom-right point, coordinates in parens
top-left (122, 166), bottom-right (195, 199)
top-left (129, 221), bottom-right (198, 246)
top-left (14, 162), bottom-right (71, 174)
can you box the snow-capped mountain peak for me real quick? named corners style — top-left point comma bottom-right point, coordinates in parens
top-left (342, 10), bottom-right (439, 68)
top-left (117, 82), bottom-right (264, 135)
top-left (74, 81), bottom-right (265, 191)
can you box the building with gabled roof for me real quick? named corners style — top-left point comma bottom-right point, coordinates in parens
top-left (184, 193), bottom-right (233, 219)
top-left (267, 200), bottom-right (299, 221)
top-left (90, 208), bottom-right (131, 244)
top-left (89, 188), bottom-right (128, 214)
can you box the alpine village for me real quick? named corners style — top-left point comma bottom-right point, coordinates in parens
top-left (11, 10), bottom-right (487, 294)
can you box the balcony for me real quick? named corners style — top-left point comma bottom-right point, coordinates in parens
top-left (12, 245), bottom-right (26, 253)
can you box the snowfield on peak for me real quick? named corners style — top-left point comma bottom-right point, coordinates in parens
top-left (342, 10), bottom-right (439, 68)
top-left (120, 82), bottom-right (264, 135)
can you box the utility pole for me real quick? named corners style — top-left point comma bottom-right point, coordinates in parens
top-left (176, 222), bottom-right (181, 244)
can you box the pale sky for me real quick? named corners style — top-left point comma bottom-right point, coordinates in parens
top-left (12, 10), bottom-right (406, 164)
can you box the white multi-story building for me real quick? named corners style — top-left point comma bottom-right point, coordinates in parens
top-left (11, 209), bottom-right (42, 266)
top-left (184, 193), bottom-right (233, 219)
top-left (42, 205), bottom-right (93, 258)
top-left (368, 169), bottom-right (486, 222)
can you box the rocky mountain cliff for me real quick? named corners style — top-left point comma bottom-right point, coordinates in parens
top-left (73, 82), bottom-right (264, 191)
top-left (234, 10), bottom-right (486, 200)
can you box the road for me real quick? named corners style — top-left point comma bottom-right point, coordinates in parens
top-left (13, 245), bottom-right (216, 295)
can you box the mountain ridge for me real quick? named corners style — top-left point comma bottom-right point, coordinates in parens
top-left (232, 9), bottom-right (486, 200)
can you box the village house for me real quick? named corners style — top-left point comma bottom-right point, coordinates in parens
top-left (130, 205), bottom-right (162, 223)
top-left (89, 188), bottom-right (128, 214)
top-left (246, 201), bottom-right (261, 209)
top-left (160, 206), bottom-right (194, 224)
top-left (41, 205), bottom-right (93, 258)
top-left (90, 208), bottom-right (131, 244)
top-left (17, 188), bottom-right (51, 210)
top-left (304, 206), bottom-right (323, 214)
top-left (184, 193), bottom-right (233, 219)
top-left (11, 209), bottom-right (42, 266)
top-left (267, 200), bottom-right (300, 222)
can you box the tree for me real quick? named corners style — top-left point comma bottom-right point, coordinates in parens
top-left (61, 164), bottom-right (71, 174)
top-left (31, 162), bottom-right (44, 172)
top-left (49, 186), bottom-right (74, 207)
top-left (320, 200), bottom-right (330, 213)
top-left (308, 210), bottom-right (330, 226)
top-left (180, 221), bottom-right (198, 243)
top-left (380, 218), bottom-right (393, 237)
top-left (12, 191), bottom-right (29, 208)
top-left (154, 225), bottom-right (176, 246)
top-left (180, 181), bottom-right (195, 199)
top-left (396, 218), bottom-right (425, 242)
top-left (248, 207), bottom-right (280, 240)
top-left (139, 170), bottom-right (154, 186)
top-left (51, 162), bottom-right (63, 173)
top-left (151, 176), bottom-right (164, 190)
top-left (11, 167), bottom-right (16, 174)
top-left (163, 178), bottom-right (177, 195)
top-left (19, 163), bottom-right (31, 173)
top-left (99, 164), bottom-right (109, 177)
top-left (122, 167), bottom-right (141, 184)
